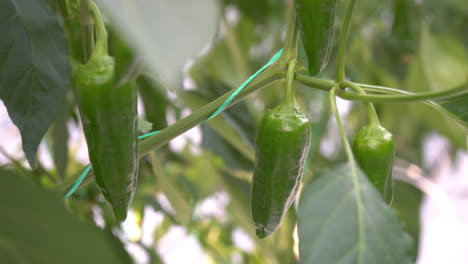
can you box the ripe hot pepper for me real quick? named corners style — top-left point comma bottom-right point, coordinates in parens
top-left (73, 2), bottom-right (138, 222)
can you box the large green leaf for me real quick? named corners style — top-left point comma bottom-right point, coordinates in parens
top-left (0, 0), bottom-right (71, 167)
top-left (96, 0), bottom-right (219, 87)
top-left (0, 170), bottom-right (132, 264)
top-left (419, 24), bottom-right (468, 91)
top-left (298, 163), bottom-right (412, 264)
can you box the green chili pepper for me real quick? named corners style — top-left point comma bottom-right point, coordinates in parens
top-left (296, 0), bottom-right (337, 75)
top-left (251, 61), bottom-right (311, 239)
top-left (73, 2), bottom-right (138, 222)
top-left (353, 125), bottom-right (395, 195)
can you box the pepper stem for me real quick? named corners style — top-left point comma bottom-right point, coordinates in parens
top-left (280, 0), bottom-right (299, 64)
top-left (284, 59), bottom-right (298, 107)
top-left (329, 86), bottom-right (356, 165)
top-left (89, 1), bottom-right (108, 60)
top-left (343, 81), bottom-right (381, 127)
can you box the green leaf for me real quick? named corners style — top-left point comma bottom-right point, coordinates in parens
top-left (149, 153), bottom-right (194, 225)
top-left (419, 24), bottom-right (468, 91)
top-left (95, 0), bottom-right (219, 87)
top-left (405, 61), bottom-right (467, 146)
top-left (137, 76), bottom-right (167, 131)
top-left (137, 117), bottom-right (153, 131)
top-left (298, 163), bottom-right (412, 264)
top-left (432, 90), bottom-right (468, 132)
top-left (0, 0), bottom-right (72, 167)
top-left (0, 170), bottom-right (132, 264)
top-left (49, 105), bottom-right (70, 180)
top-left (178, 91), bottom-right (255, 162)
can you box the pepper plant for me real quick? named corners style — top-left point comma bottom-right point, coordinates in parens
top-left (0, 0), bottom-right (467, 263)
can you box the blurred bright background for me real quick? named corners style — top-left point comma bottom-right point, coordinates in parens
top-left (1, 0), bottom-right (467, 263)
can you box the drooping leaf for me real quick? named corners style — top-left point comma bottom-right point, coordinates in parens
top-left (49, 105), bottom-right (70, 180)
top-left (0, 0), bottom-right (71, 167)
top-left (137, 75), bottom-right (167, 131)
top-left (95, 0), bottom-right (219, 87)
top-left (0, 170), bottom-right (132, 264)
top-left (298, 163), bottom-right (412, 264)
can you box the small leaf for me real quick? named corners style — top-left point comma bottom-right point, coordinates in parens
top-left (0, 0), bottom-right (72, 167)
top-left (298, 163), bottom-right (412, 264)
top-left (0, 170), bottom-right (132, 264)
top-left (137, 117), bottom-right (153, 131)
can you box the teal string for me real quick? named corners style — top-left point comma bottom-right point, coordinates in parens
top-left (63, 165), bottom-right (92, 199)
top-left (206, 49), bottom-right (283, 121)
top-left (64, 49), bottom-right (283, 199)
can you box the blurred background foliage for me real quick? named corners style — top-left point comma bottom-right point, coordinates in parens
top-left (1, 0), bottom-right (467, 263)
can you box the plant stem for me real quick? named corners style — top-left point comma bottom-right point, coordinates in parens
top-left (279, 0), bottom-right (299, 65)
top-left (88, 1), bottom-right (108, 59)
top-left (336, 0), bottom-right (357, 82)
top-left (284, 59), bottom-right (298, 107)
top-left (138, 67), bottom-right (283, 157)
top-left (79, 0), bottom-right (94, 62)
top-left (295, 73), bottom-right (468, 103)
top-left (339, 81), bottom-right (468, 103)
top-left (58, 66), bottom-right (284, 193)
top-left (295, 73), bottom-right (335, 91)
top-left (329, 86), bottom-right (355, 165)
top-left (343, 82), bottom-right (380, 126)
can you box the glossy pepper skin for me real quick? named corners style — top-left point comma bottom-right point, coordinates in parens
top-left (296, 0), bottom-right (337, 75)
top-left (353, 125), bottom-right (395, 194)
top-left (251, 104), bottom-right (311, 239)
top-left (73, 2), bottom-right (138, 222)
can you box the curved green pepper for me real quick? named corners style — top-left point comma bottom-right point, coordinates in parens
top-left (251, 72), bottom-right (311, 238)
top-left (353, 125), bottom-right (394, 195)
top-left (73, 2), bottom-right (138, 222)
top-left (296, 0), bottom-right (337, 75)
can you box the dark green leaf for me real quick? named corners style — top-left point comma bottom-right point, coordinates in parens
top-left (433, 91), bottom-right (468, 132)
top-left (137, 76), bottom-right (167, 131)
top-left (0, 170), bottom-right (132, 264)
top-left (49, 105), bottom-right (70, 180)
top-left (0, 0), bottom-right (71, 167)
top-left (390, 180), bottom-right (422, 261)
top-left (298, 163), bottom-right (412, 264)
